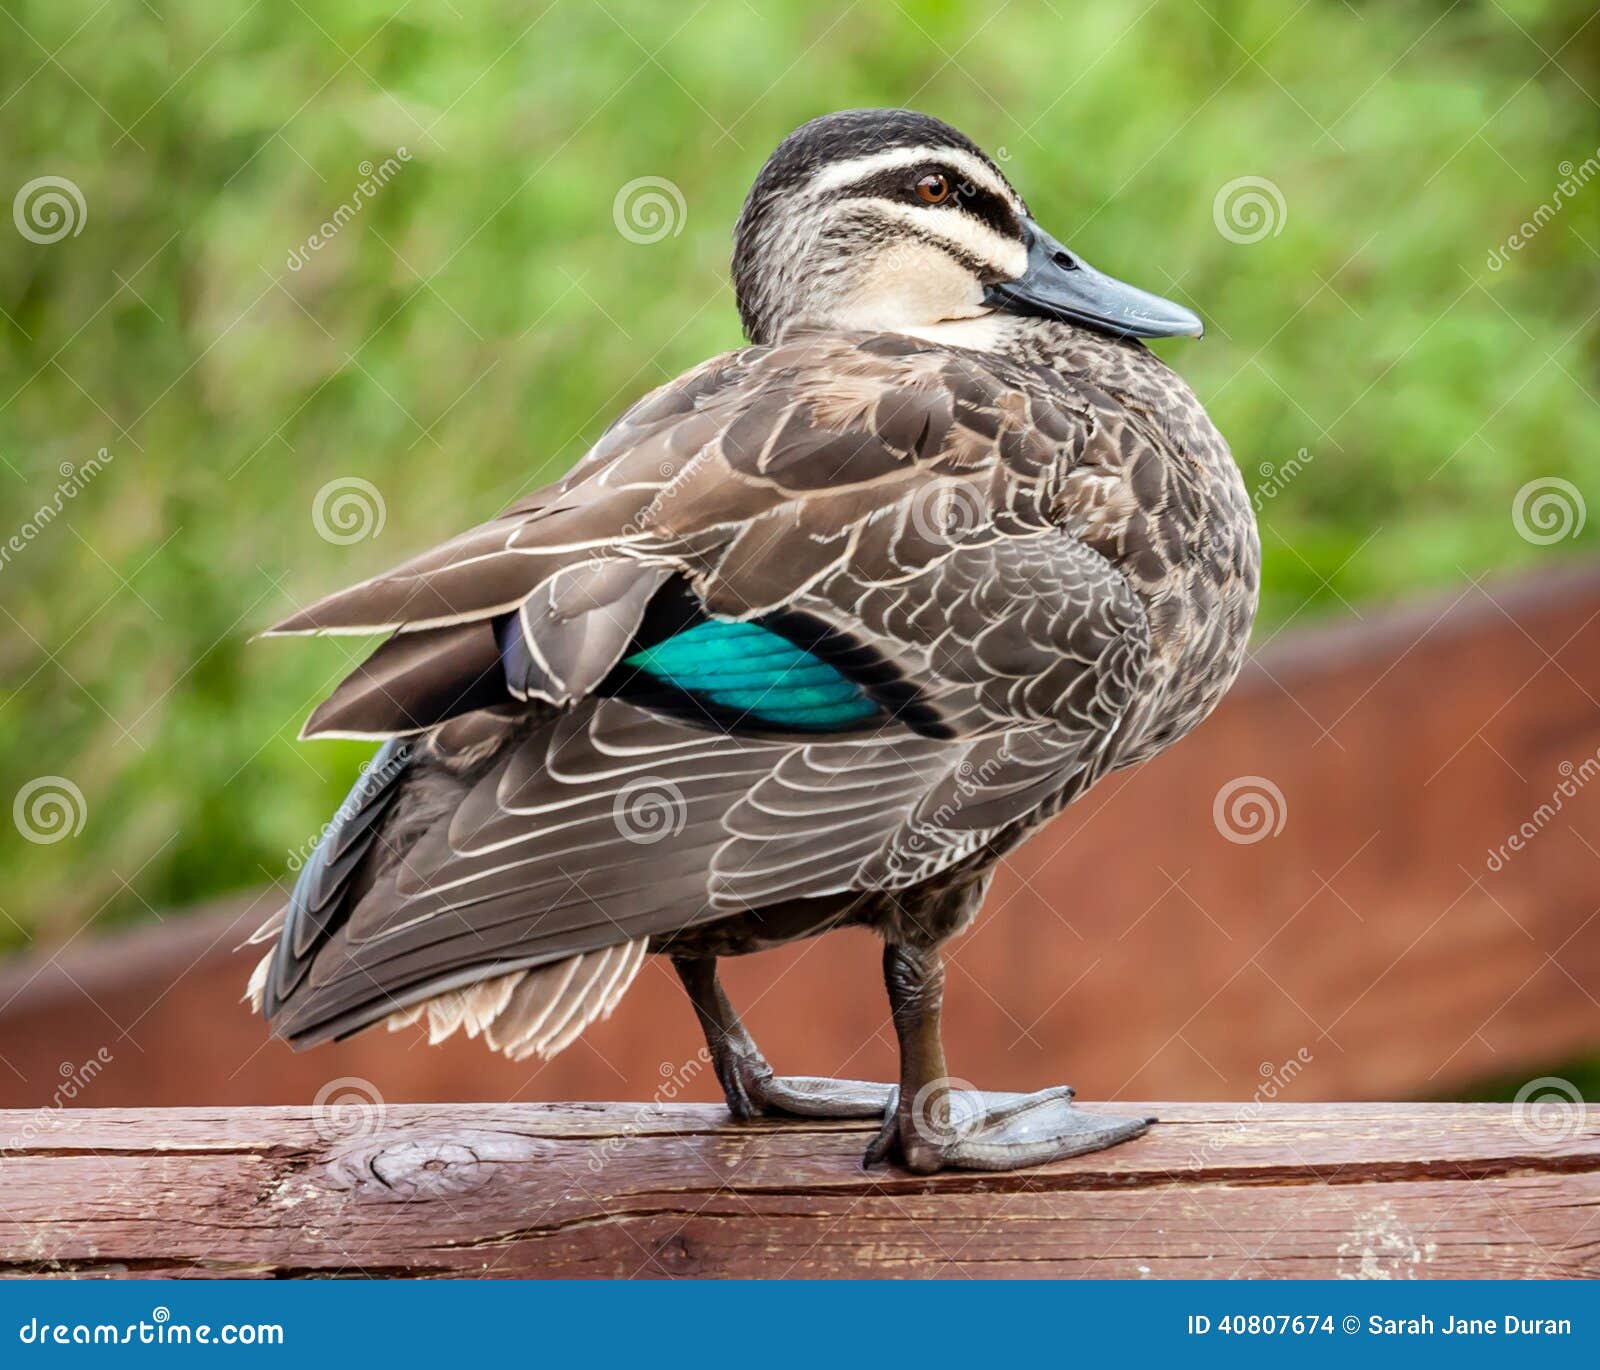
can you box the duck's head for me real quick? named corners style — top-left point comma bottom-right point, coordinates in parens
top-left (734, 108), bottom-right (1202, 349)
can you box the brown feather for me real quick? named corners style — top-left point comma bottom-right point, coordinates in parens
top-left (256, 325), bottom-right (1257, 1062)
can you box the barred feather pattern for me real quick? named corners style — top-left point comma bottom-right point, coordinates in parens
top-left (252, 321), bottom-right (1258, 1053)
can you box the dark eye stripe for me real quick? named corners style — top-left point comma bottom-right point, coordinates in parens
top-left (828, 166), bottom-right (1022, 241)
top-left (950, 182), bottom-right (1020, 238)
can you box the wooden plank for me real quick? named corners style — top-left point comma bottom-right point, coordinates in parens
top-left (1, 561), bottom-right (1598, 1111)
top-left (2, 1102), bottom-right (1596, 1278)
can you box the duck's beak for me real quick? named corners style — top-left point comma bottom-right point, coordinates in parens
top-left (983, 218), bottom-right (1203, 341)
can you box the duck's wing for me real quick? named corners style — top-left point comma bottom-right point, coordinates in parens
top-left (271, 331), bottom-right (1135, 733)
top-left (725, 530), bottom-right (1150, 896)
top-left (261, 332), bottom-right (1151, 1045)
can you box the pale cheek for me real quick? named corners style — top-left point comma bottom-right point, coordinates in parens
top-left (829, 244), bottom-right (987, 330)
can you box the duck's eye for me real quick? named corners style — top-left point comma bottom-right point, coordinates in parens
top-left (915, 173), bottom-right (951, 205)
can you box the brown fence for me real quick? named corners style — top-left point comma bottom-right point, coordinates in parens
top-left (10, 1102), bottom-right (1596, 1278)
top-left (2, 562), bottom-right (1597, 1112)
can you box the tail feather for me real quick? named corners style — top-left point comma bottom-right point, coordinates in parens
top-left (374, 939), bottom-right (649, 1063)
top-left (249, 704), bottom-right (654, 1062)
top-left (247, 726), bottom-right (650, 1064)
top-left (262, 737), bottom-right (416, 1013)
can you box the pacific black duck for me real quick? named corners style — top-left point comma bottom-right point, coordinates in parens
top-left (250, 109), bottom-right (1260, 1173)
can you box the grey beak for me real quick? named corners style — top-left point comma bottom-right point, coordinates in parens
top-left (983, 219), bottom-right (1203, 341)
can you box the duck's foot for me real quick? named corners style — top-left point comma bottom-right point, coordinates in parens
top-left (732, 1065), bottom-right (894, 1120)
top-left (862, 1083), bottom-right (1155, 1173)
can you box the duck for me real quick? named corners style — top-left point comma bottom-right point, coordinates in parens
top-left (248, 108), bottom-right (1260, 1173)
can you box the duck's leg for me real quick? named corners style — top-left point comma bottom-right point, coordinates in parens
top-left (672, 955), bottom-right (892, 1119)
top-left (864, 941), bottom-right (1156, 1173)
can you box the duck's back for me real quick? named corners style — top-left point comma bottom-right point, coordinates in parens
top-left (251, 328), bottom-right (1257, 1055)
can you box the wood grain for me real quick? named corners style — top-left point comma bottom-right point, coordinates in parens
top-left (3, 1102), bottom-right (1596, 1278)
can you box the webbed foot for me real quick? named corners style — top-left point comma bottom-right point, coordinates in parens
top-left (863, 1082), bottom-right (1154, 1172)
top-left (740, 1069), bottom-right (895, 1120)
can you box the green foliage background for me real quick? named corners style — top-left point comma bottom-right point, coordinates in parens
top-left (1, 0), bottom-right (1597, 947)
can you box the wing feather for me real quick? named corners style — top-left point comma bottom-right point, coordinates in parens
top-left (260, 333), bottom-right (1154, 1054)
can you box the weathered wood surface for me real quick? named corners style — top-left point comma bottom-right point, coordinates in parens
top-left (3, 564), bottom-right (1599, 1114)
top-left (3, 1102), bottom-right (1597, 1278)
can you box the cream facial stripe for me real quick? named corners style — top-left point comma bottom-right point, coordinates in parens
top-left (848, 200), bottom-right (1027, 279)
top-left (806, 145), bottom-right (1020, 208)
